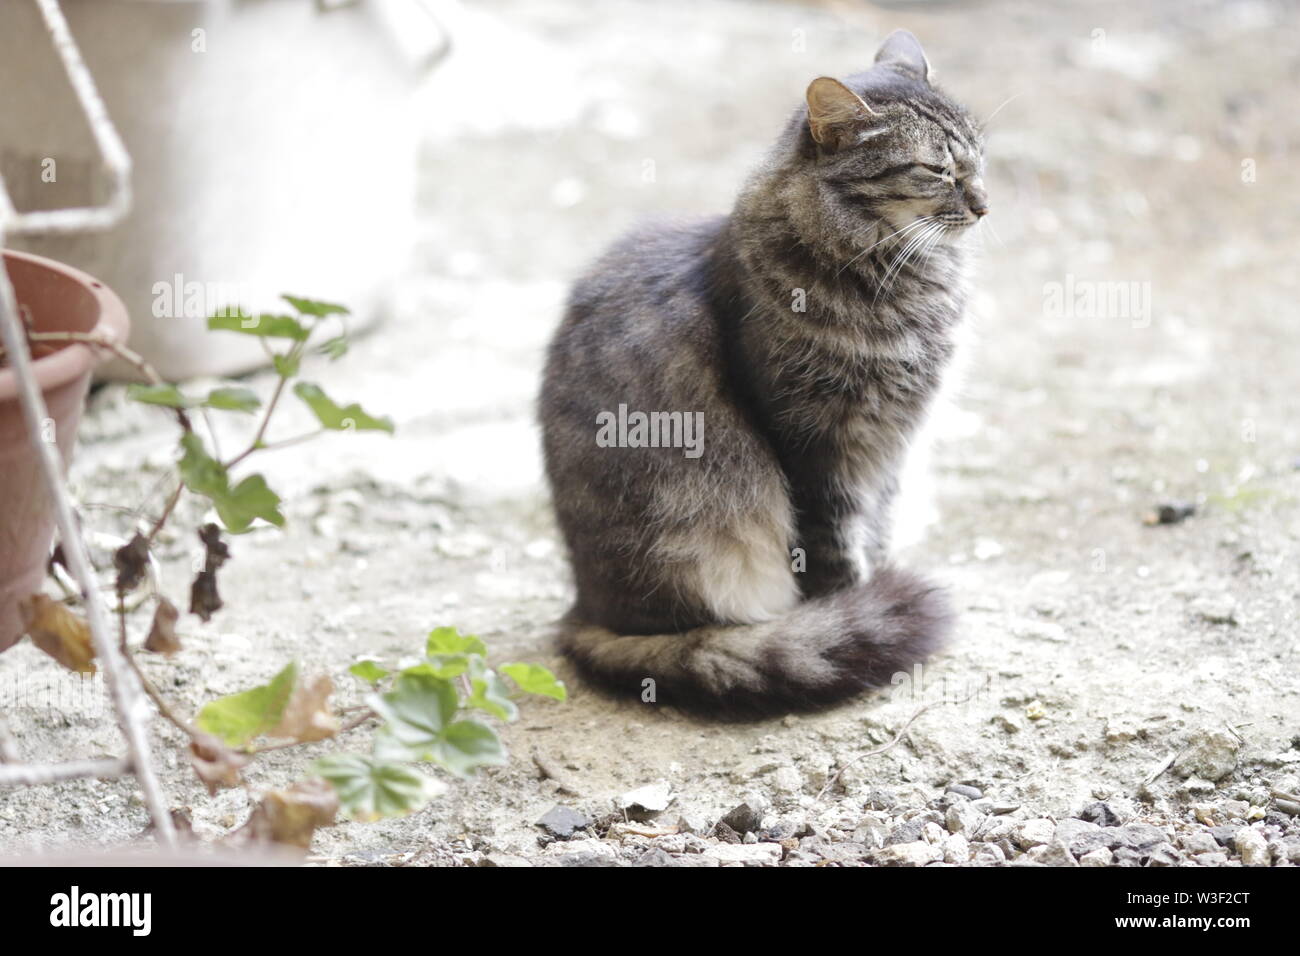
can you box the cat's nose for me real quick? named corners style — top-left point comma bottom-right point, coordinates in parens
top-left (970, 201), bottom-right (990, 218)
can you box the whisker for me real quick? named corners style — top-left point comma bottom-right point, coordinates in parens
top-left (980, 92), bottom-right (1024, 130)
top-left (838, 216), bottom-right (934, 277)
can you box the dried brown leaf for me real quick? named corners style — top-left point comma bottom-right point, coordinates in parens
top-left (190, 733), bottom-right (248, 795)
top-left (271, 674), bottom-right (339, 743)
top-left (143, 597), bottom-right (181, 656)
top-left (189, 568), bottom-right (223, 622)
top-left (237, 778), bottom-right (339, 851)
top-left (113, 533), bottom-right (150, 594)
top-left (19, 594), bottom-right (96, 674)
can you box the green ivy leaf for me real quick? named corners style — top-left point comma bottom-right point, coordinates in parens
top-left (178, 433), bottom-right (228, 499)
top-left (426, 626), bottom-right (487, 658)
top-left (501, 663), bottom-right (568, 701)
top-left (203, 386), bottom-right (261, 414)
top-left (282, 294), bottom-right (350, 318)
top-left (313, 754), bottom-right (443, 821)
top-left (214, 474), bottom-right (285, 534)
top-left (318, 336), bottom-right (349, 361)
top-left (273, 354), bottom-right (300, 379)
top-left (208, 312), bottom-right (309, 341)
top-left (177, 434), bottom-right (284, 534)
top-left (431, 720), bottom-right (507, 778)
top-left (129, 384), bottom-right (260, 415)
top-left (127, 383), bottom-right (190, 409)
top-left (408, 656), bottom-right (469, 680)
top-left (465, 657), bottom-right (518, 722)
top-left (368, 670), bottom-right (459, 757)
top-left (293, 382), bottom-right (394, 434)
top-left (196, 662), bottom-right (298, 747)
top-left (348, 660), bottom-right (389, 685)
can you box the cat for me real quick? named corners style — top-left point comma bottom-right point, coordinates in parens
top-left (539, 30), bottom-right (987, 719)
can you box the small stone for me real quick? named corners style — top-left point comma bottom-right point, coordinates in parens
top-left (1104, 717), bottom-right (1140, 744)
top-left (943, 833), bottom-right (970, 864)
top-left (771, 766), bottom-right (804, 795)
top-left (1013, 818), bottom-right (1056, 849)
top-left (887, 819), bottom-right (927, 845)
top-left (1190, 595), bottom-right (1237, 626)
top-left (542, 839), bottom-right (620, 867)
top-left (483, 853), bottom-right (533, 867)
top-left (946, 783), bottom-right (983, 800)
top-left (674, 812), bottom-right (709, 835)
top-left (702, 843), bottom-right (782, 866)
top-left (1235, 827), bottom-right (1271, 866)
top-left (863, 789), bottom-right (897, 810)
top-left (1191, 804), bottom-right (1217, 825)
top-left (1110, 823), bottom-right (1169, 851)
top-left (1272, 799), bottom-right (1300, 816)
top-left (816, 842), bottom-right (871, 863)
top-left (1055, 818), bottom-right (1106, 856)
top-left (1147, 843), bottom-right (1183, 867)
top-left (633, 848), bottom-right (680, 867)
top-left (618, 780), bottom-right (673, 819)
top-left (992, 714), bottom-right (1022, 734)
top-left (1029, 841), bottom-right (1078, 867)
top-left (1194, 851), bottom-right (1228, 866)
top-left (1176, 731), bottom-right (1240, 782)
top-left (535, 805), bottom-right (590, 840)
top-left (1079, 847), bottom-right (1113, 867)
top-left (1145, 500), bottom-right (1195, 525)
top-left (1178, 831), bottom-right (1219, 855)
top-left (871, 841), bottom-right (943, 867)
top-left (945, 802), bottom-right (985, 837)
top-left (1208, 825), bottom-right (1239, 847)
top-left (922, 822), bottom-right (946, 845)
top-left (1025, 700), bottom-right (1047, 721)
top-left (1078, 801), bottom-right (1122, 827)
top-left (970, 842), bottom-right (1006, 865)
top-left (719, 801), bottom-right (765, 834)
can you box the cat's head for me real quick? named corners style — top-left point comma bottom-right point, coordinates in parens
top-left (801, 31), bottom-right (987, 238)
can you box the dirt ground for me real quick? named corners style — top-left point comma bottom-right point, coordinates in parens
top-left (2, 0), bottom-right (1298, 865)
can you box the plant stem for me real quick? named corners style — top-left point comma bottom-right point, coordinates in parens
top-left (248, 710), bottom-right (376, 755)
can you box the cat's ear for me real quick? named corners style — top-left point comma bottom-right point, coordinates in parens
top-left (874, 29), bottom-right (932, 84)
top-left (806, 77), bottom-right (879, 151)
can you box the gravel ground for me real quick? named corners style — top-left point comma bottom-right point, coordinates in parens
top-left (2, 0), bottom-right (1298, 866)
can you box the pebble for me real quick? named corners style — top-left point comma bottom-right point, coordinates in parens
top-left (946, 806), bottom-right (982, 832)
top-left (970, 842), bottom-right (1006, 865)
top-left (1234, 827), bottom-right (1271, 866)
top-left (618, 780), bottom-right (673, 819)
top-left (542, 839), bottom-right (620, 867)
top-left (1176, 730), bottom-right (1240, 782)
top-left (719, 800), bottom-right (765, 834)
top-left (1190, 595), bottom-right (1237, 626)
top-left (771, 766), bottom-right (804, 795)
top-left (945, 783), bottom-right (984, 800)
top-left (1078, 847), bottom-right (1113, 867)
top-left (1027, 841), bottom-right (1077, 866)
top-left (871, 841), bottom-right (943, 867)
top-left (1147, 842), bottom-right (1184, 866)
top-left (1078, 801), bottom-right (1122, 827)
top-left (702, 843), bottom-right (782, 866)
top-left (1013, 818), bottom-right (1056, 849)
top-left (1054, 818), bottom-right (1106, 856)
top-left (535, 804), bottom-right (590, 840)
top-left (943, 833), bottom-right (971, 864)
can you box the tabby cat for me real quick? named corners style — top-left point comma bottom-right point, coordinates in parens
top-left (540, 30), bottom-right (987, 718)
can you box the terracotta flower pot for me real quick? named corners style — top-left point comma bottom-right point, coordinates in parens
top-left (0, 249), bottom-right (128, 652)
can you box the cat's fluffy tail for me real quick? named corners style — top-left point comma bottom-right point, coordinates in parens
top-left (556, 566), bottom-right (952, 720)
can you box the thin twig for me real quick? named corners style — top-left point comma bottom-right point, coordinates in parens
top-left (248, 710), bottom-right (377, 755)
top-left (816, 686), bottom-right (983, 801)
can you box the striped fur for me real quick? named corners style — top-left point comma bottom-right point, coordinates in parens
top-left (539, 31), bottom-right (984, 718)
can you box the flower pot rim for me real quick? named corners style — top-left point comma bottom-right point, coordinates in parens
top-left (0, 248), bottom-right (129, 404)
